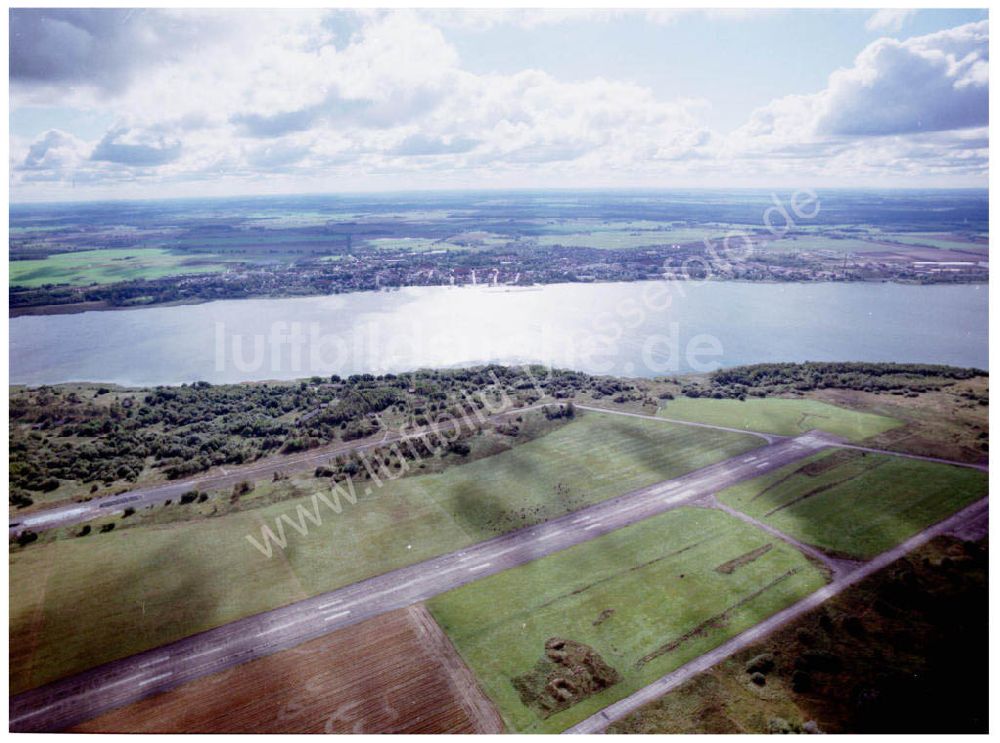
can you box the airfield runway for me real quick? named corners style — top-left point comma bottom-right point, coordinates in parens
top-left (9, 431), bottom-right (833, 732)
top-left (9, 404), bottom-right (550, 536)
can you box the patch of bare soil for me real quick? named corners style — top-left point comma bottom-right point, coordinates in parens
top-left (715, 543), bottom-right (773, 574)
top-left (512, 637), bottom-right (621, 718)
top-left (70, 604), bottom-right (503, 733)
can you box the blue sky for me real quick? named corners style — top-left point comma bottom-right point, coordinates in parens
top-left (9, 8), bottom-right (990, 201)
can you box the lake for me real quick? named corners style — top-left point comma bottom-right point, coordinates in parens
top-left (9, 281), bottom-right (988, 386)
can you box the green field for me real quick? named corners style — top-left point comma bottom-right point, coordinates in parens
top-left (717, 450), bottom-right (987, 559)
top-left (879, 232), bottom-right (989, 252)
top-left (364, 237), bottom-right (449, 252)
top-left (10, 248), bottom-right (230, 288)
top-left (536, 231), bottom-right (672, 250)
top-left (762, 235), bottom-right (890, 254)
top-left (10, 413), bottom-right (760, 693)
top-left (427, 507), bottom-right (828, 733)
top-left (659, 397), bottom-right (901, 442)
top-left (534, 227), bottom-right (741, 250)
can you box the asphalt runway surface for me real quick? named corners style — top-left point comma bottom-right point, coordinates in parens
top-left (9, 431), bottom-right (833, 732)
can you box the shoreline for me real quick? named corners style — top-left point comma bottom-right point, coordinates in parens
top-left (9, 276), bottom-right (989, 319)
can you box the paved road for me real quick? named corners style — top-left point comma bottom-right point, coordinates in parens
top-left (9, 432), bottom-right (834, 732)
top-left (564, 496), bottom-right (990, 734)
top-left (9, 405), bottom-right (548, 536)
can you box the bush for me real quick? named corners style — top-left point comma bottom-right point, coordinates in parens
top-left (179, 491), bottom-right (199, 505)
top-left (745, 653), bottom-right (775, 675)
top-left (750, 672), bottom-right (766, 686)
top-left (15, 530), bottom-right (38, 547)
top-left (792, 670), bottom-right (811, 693)
top-left (99, 523), bottom-right (115, 533)
top-left (448, 441), bottom-right (472, 457)
top-left (78, 525), bottom-right (91, 537)
top-left (122, 507), bottom-right (135, 518)
top-left (233, 480), bottom-right (255, 497)
top-left (10, 490), bottom-right (33, 509)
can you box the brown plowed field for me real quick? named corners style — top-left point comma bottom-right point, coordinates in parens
top-left (71, 605), bottom-right (504, 733)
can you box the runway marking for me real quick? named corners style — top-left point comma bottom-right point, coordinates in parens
top-left (537, 531), bottom-right (562, 541)
top-left (571, 516), bottom-right (590, 524)
top-left (584, 522), bottom-right (603, 530)
top-left (137, 655), bottom-right (170, 669)
top-left (12, 672), bottom-right (173, 723)
top-left (468, 562), bottom-right (492, 572)
top-left (315, 598), bottom-right (344, 610)
top-left (259, 618), bottom-right (303, 635)
top-left (324, 610), bottom-right (352, 621)
top-left (755, 462), bottom-right (770, 469)
top-left (743, 456), bottom-right (758, 462)
top-left (187, 646), bottom-right (223, 661)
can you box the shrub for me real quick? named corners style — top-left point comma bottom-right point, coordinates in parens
top-left (745, 653), bottom-right (775, 675)
top-left (448, 441), bottom-right (472, 457)
top-left (99, 523), bottom-right (115, 533)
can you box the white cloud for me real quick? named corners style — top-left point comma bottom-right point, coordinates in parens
top-left (7, 11), bottom-right (989, 197)
top-left (734, 20), bottom-right (988, 142)
top-left (865, 9), bottom-right (916, 33)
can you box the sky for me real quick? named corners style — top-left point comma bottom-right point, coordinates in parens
top-left (8, 7), bottom-right (990, 202)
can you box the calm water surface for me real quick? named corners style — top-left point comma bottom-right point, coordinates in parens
top-left (10, 281), bottom-right (987, 386)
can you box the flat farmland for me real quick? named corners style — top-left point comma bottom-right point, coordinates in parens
top-left (535, 231), bottom-right (673, 249)
top-left (659, 397), bottom-right (901, 442)
top-left (9, 248), bottom-right (230, 287)
top-left (717, 449), bottom-right (987, 559)
top-left (71, 605), bottom-right (503, 733)
top-left (427, 507), bottom-right (828, 733)
top-left (10, 413), bottom-right (761, 693)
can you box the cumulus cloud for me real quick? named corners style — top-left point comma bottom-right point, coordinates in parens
top-left (90, 127), bottom-right (182, 166)
top-left (736, 20), bottom-right (988, 142)
top-left (19, 129), bottom-right (88, 171)
top-left (817, 21), bottom-right (988, 135)
top-left (7, 10), bottom-right (989, 196)
top-left (9, 9), bottom-right (225, 93)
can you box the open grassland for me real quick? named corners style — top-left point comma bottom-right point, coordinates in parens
top-left (607, 536), bottom-right (987, 734)
top-left (10, 248), bottom-right (231, 288)
top-left (9, 413), bottom-right (760, 693)
top-left (717, 450), bottom-right (986, 559)
top-left (427, 507), bottom-right (828, 733)
top-left (71, 605), bottom-right (502, 733)
top-left (659, 397), bottom-right (901, 442)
